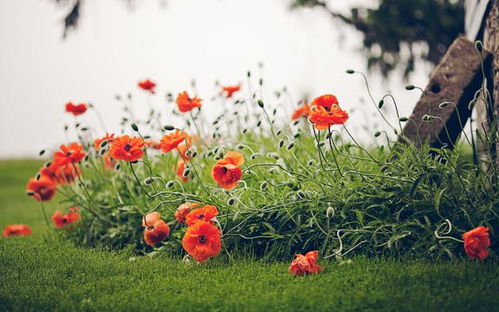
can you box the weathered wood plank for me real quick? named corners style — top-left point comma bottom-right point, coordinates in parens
top-left (401, 37), bottom-right (492, 148)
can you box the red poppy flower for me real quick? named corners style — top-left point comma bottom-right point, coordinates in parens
top-left (160, 130), bottom-right (191, 153)
top-left (51, 209), bottom-right (80, 229)
top-left (185, 205), bottom-right (218, 226)
top-left (26, 176), bottom-right (56, 202)
top-left (463, 226), bottom-right (491, 260)
top-left (65, 102), bottom-right (87, 116)
top-left (109, 135), bottom-right (145, 162)
top-left (176, 160), bottom-right (189, 183)
top-left (308, 94), bottom-right (348, 130)
top-left (40, 163), bottom-right (80, 185)
top-left (289, 250), bottom-right (323, 276)
top-left (144, 220), bottom-right (170, 246)
top-left (142, 211), bottom-right (161, 227)
top-left (53, 143), bottom-right (85, 167)
top-left (211, 151), bottom-right (244, 189)
top-left (94, 133), bottom-right (115, 150)
top-left (138, 79), bottom-right (157, 94)
top-left (291, 103), bottom-right (310, 120)
top-left (222, 85), bottom-right (241, 98)
top-left (175, 202), bottom-right (200, 223)
top-left (176, 91), bottom-right (202, 112)
top-left (182, 220), bottom-right (222, 263)
top-left (3, 224), bottom-right (32, 237)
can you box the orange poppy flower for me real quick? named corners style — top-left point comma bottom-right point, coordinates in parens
top-left (26, 176), bottom-right (57, 202)
top-left (211, 151), bottom-right (244, 189)
top-left (176, 160), bottom-right (189, 183)
top-left (463, 226), bottom-right (490, 260)
top-left (222, 85), bottom-right (241, 98)
top-left (160, 130), bottom-right (191, 153)
top-left (289, 250), bottom-right (323, 276)
top-left (182, 220), bottom-right (222, 263)
top-left (176, 91), bottom-right (202, 112)
top-left (291, 103), bottom-right (310, 120)
top-left (185, 205), bottom-right (218, 226)
top-left (65, 102), bottom-right (87, 116)
top-left (53, 143), bottom-right (86, 167)
top-left (51, 209), bottom-right (80, 228)
top-left (144, 220), bottom-right (170, 246)
top-left (3, 224), bottom-right (32, 237)
top-left (138, 79), bottom-right (156, 94)
top-left (142, 211), bottom-right (161, 227)
top-left (109, 135), bottom-right (145, 162)
top-left (40, 163), bottom-right (80, 185)
top-left (175, 202), bottom-right (200, 223)
top-left (94, 133), bottom-right (115, 150)
top-left (308, 94), bottom-right (348, 130)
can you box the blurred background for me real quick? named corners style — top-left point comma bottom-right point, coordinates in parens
top-left (0, 0), bottom-right (464, 157)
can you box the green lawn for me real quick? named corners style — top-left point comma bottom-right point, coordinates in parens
top-left (1, 160), bottom-right (498, 312)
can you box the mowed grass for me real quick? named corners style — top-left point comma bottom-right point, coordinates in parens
top-left (0, 160), bottom-right (498, 312)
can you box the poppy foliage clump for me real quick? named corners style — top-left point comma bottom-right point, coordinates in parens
top-left (22, 74), bottom-right (496, 269)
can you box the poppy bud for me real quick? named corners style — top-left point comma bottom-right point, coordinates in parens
top-left (144, 177), bottom-right (154, 185)
top-left (115, 163), bottom-right (121, 170)
top-left (405, 85), bottom-right (415, 90)
top-left (259, 78), bottom-right (263, 86)
top-left (439, 102), bottom-right (450, 109)
top-left (374, 131), bottom-right (381, 137)
top-left (326, 206), bottom-right (335, 218)
top-left (378, 100), bottom-right (384, 108)
top-left (475, 41), bottom-right (483, 52)
top-left (45, 161), bottom-right (52, 168)
top-left (243, 128), bottom-right (248, 134)
top-left (64, 125), bottom-right (69, 131)
top-left (307, 160), bottom-right (315, 166)
top-left (236, 144), bottom-right (245, 150)
top-left (163, 125), bottom-right (174, 131)
top-left (346, 69), bottom-right (355, 74)
top-left (393, 129), bottom-right (398, 135)
top-left (399, 117), bottom-right (409, 122)
top-left (39, 150), bottom-right (45, 156)
top-left (256, 121), bottom-right (262, 127)
top-left (247, 71), bottom-right (251, 77)
top-left (35, 173), bottom-right (41, 180)
top-left (182, 168), bottom-right (190, 178)
top-left (269, 153), bottom-right (280, 160)
top-left (250, 153), bottom-right (259, 160)
top-left (316, 141), bottom-right (325, 147)
top-left (99, 148), bottom-right (107, 156)
top-left (272, 108), bottom-right (277, 116)
top-left (276, 130), bottom-right (282, 136)
top-left (26, 191), bottom-right (35, 196)
top-left (293, 120), bottom-right (300, 126)
top-left (100, 141), bottom-right (108, 148)
top-left (325, 132), bottom-right (332, 140)
top-left (227, 197), bottom-right (236, 206)
top-left (257, 100), bottom-right (264, 108)
top-left (166, 180), bottom-right (175, 188)
top-left (131, 123), bottom-right (139, 131)
top-left (191, 151), bottom-right (198, 158)
top-left (286, 142), bottom-right (295, 150)
top-left (296, 191), bottom-right (306, 199)
top-left (260, 181), bottom-right (268, 190)
top-left (422, 114), bottom-right (434, 122)
top-left (212, 120), bottom-right (219, 125)
top-left (294, 133), bottom-right (300, 139)
top-left (278, 140), bottom-right (285, 149)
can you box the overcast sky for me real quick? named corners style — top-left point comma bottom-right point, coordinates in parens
top-left (0, 0), bottom-right (431, 158)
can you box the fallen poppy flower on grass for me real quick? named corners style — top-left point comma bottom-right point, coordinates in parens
top-left (3, 224), bottom-right (32, 237)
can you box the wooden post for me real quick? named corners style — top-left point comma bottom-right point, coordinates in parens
top-left (477, 0), bottom-right (499, 165)
top-left (401, 37), bottom-right (492, 148)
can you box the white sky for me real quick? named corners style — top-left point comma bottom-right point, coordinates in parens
top-left (0, 0), bottom-right (431, 158)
